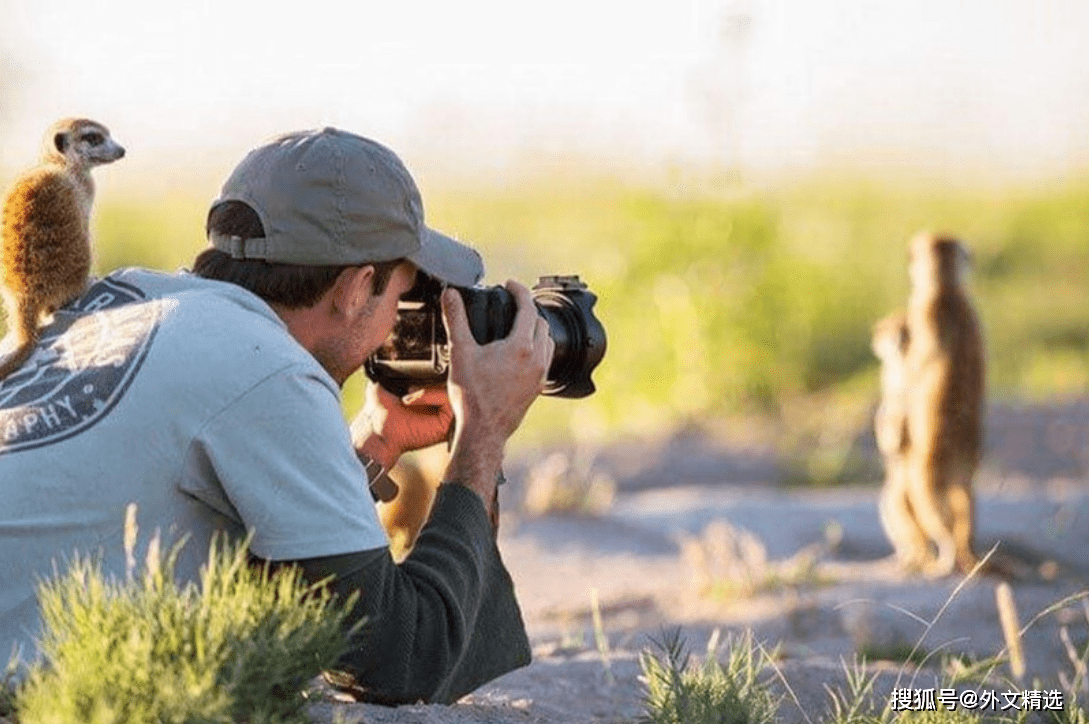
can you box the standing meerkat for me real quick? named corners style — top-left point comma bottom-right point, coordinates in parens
top-left (872, 311), bottom-right (930, 571)
top-left (904, 232), bottom-right (985, 576)
top-left (0, 118), bottom-right (125, 380)
top-left (380, 445), bottom-right (450, 560)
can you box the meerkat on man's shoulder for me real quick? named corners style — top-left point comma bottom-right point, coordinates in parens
top-left (0, 117), bottom-right (125, 380)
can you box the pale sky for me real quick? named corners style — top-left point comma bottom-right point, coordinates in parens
top-left (4, 0), bottom-right (1089, 186)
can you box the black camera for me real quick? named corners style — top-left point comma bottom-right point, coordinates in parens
top-left (364, 274), bottom-right (606, 399)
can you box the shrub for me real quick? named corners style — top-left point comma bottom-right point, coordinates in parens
top-left (639, 628), bottom-right (781, 724)
top-left (13, 533), bottom-right (356, 724)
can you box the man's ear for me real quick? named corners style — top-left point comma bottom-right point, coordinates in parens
top-left (329, 265), bottom-right (376, 317)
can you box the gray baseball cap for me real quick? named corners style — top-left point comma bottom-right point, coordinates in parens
top-left (208, 127), bottom-right (483, 287)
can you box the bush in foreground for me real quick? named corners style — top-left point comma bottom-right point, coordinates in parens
top-left (12, 532), bottom-right (354, 724)
top-left (640, 628), bottom-right (781, 724)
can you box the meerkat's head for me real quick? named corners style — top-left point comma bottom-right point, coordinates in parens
top-left (908, 232), bottom-right (970, 293)
top-left (42, 118), bottom-right (125, 169)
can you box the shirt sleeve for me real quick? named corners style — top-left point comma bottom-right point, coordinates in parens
top-left (179, 364), bottom-right (389, 560)
top-left (261, 483), bottom-right (532, 705)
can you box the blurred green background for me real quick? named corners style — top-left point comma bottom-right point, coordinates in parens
top-left (4, 1), bottom-right (1088, 486)
top-left (59, 169), bottom-right (1087, 481)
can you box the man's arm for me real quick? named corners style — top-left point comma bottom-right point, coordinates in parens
top-left (350, 281), bottom-right (552, 519)
top-left (260, 482), bottom-right (528, 705)
top-left (282, 281), bottom-right (551, 704)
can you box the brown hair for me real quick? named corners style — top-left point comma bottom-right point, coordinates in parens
top-left (194, 200), bottom-right (402, 308)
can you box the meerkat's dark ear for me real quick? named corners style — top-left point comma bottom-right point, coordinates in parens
top-left (54, 132), bottom-right (69, 154)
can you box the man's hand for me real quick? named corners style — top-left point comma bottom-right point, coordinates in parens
top-left (440, 280), bottom-right (554, 513)
top-left (351, 383), bottom-right (453, 470)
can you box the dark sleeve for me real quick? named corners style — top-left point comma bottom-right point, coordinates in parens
top-left (258, 483), bottom-right (531, 706)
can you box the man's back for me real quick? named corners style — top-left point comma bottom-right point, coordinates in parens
top-left (0, 268), bottom-right (385, 664)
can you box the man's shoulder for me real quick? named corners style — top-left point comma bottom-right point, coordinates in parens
top-left (104, 267), bottom-right (329, 387)
top-left (108, 268), bottom-right (272, 312)
top-left (108, 268), bottom-right (282, 340)
top-left (0, 268), bottom-right (328, 457)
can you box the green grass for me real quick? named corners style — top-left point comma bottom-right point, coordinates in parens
top-left (679, 519), bottom-right (832, 601)
top-left (0, 664), bottom-right (17, 720)
top-left (8, 531), bottom-right (355, 724)
top-left (424, 173), bottom-right (1089, 443)
top-left (31, 171), bottom-right (1089, 457)
top-left (639, 628), bottom-right (782, 724)
top-left (637, 629), bottom-right (1084, 724)
top-left (636, 569), bottom-right (1089, 724)
top-left (93, 193), bottom-right (211, 274)
top-left (638, 551), bottom-right (1089, 723)
top-left (854, 642), bottom-right (930, 668)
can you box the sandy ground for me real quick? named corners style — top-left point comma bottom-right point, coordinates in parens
top-left (308, 400), bottom-right (1089, 724)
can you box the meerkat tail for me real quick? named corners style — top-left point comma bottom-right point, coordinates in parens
top-left (0, 303), bottom-right (41, 380)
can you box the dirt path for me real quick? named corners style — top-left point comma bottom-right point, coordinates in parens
top-left (310, 401), bottom-right (1089, 724)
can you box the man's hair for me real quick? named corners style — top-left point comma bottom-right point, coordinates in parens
top-left (194, 201), bottom-right (403, 308)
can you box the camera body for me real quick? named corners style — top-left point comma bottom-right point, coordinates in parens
top-left (364, 274), bottom-right (606, 399)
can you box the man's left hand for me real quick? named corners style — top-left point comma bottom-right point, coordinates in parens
top-left (351, 383), bottom-right (454, 469)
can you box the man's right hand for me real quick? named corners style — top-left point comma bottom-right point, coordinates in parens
top-left (439, 280), bottom-right (554, 513)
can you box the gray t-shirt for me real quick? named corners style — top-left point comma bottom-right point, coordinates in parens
top-left (0, 269), bottom-right (388, 665)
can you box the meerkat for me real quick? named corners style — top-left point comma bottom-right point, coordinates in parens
top-left (379, 445), bottom-right (450, 560)
top-left (872, 311), bottom-right (931, 571)
top-left (0, 118), bottom-right (125, 380)
top-left (903, 232), bottom-right (985, 576)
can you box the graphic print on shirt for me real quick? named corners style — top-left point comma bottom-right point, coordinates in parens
top-left (0, 276), bottom-right (161, 454)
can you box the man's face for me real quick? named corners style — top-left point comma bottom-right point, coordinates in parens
top-left (279, 260), bottom-right (421, 387)
top-left (360, 262), bottom-right (419, 358)
top-left (335, 261), bottom-right (420, 383)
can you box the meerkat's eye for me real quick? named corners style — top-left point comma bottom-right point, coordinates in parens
top-left (82, 132), bottom-right (105, 145)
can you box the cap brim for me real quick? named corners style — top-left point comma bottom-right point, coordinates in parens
top-left (408, 227), bottom-right (484, 287)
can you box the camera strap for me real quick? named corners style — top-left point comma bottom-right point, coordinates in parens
top-left (360, 453), bottom-right (399, 502)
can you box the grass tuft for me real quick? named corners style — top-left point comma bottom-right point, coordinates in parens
top-left (823, 655), bottom-right (891, 724)
top-left (520, 448), bottom-right (617, 516)
top-left (0, 662), bottom-right (18, 721)
top-left (11, 532), bottom-right (356, 724)
top-left (679, 520), bottom-right (829, 601)
top-left (639, 576), bottom-right (1089, 724)
top-left (639, 627), bottom-right (781, 724)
